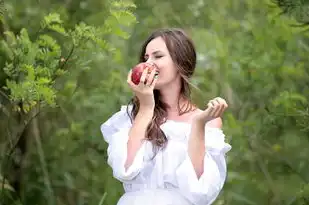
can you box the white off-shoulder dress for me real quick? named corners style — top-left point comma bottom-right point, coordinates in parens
top-left (100, 105), bottom-right (232, 205)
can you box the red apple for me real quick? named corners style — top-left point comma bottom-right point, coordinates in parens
top-left (131, 62), bottom-right (157, 85)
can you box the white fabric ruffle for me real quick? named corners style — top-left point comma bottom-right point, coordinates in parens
top-left (100, 105), bottom-right (232, 205)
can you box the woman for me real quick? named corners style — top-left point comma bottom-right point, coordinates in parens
top-left (100, 28), bottom-right (232, 205)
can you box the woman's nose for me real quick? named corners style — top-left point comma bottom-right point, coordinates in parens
top-left (146, 58), bottom-right (154, 64)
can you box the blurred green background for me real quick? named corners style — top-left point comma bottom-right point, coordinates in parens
top-left (0, 0), bottom-right (309, 204)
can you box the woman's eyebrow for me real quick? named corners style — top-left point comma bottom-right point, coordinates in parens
top-left (152, 50), bottom-right (162, 54)
top-left (144, 50), bottom-right (163, 58)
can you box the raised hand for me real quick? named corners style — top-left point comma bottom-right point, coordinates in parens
top-left (193, 97), bottom-right (228, 125)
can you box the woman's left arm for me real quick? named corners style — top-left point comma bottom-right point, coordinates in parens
top-left (175, 97), bottom-right (231, 205)
top-left (188, 118), bottom-right (223, 178)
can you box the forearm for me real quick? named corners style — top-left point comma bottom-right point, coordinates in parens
top-left (188, 121), bottom-right (205, 178)
top-left (125, 108), bottom-right (153, 169)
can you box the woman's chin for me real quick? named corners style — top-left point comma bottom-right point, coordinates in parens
top-left (154, 81), bottom-right (163, 89)
top-left (154, 80), bottom-right (175, 90)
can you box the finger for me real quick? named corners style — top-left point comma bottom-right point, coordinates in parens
top-left (127, 69), bottom-right (132, 83)
top-left (214, 99), bottom-right (226, 117)
top-left (207, 102), bottom-right (213, 109)
top-left (208, 100), bottom-right (215, 107)
top-left (215, 97), bottom-right (228, 108)
top-left (126, 70), bottom-right (134, 86)
top-left (209, 99), bottom-right (219, 111)
top-left (146, 62), bottom-right (157, 70)
top-left (220, 104), bottom-right (227, 116)
top-left (206, 102), bottom-right (215, 116)
top-left (150, 75), bottom-right (158, 89)
top-left (223, 99), bottom-right (228, 108)
top-left (208, 99), bottom-right (217, 109)
top-left (139, 67), bottom-right (149, 85)
top-left (203, 105), bottom-right (215, 121)
top-left (215, 103), bottom-right (225, 117)
top-left (145, 62), bottom-right (154, 69)
top-left (126, 70), bottom-right (138, 90)
top-left (146, 67), bottom-right (157, 86)
top-left (127, 79), bottom-right (137, 89)
top-left (213, 98), bottom-right (222, 116)
top-left (215, 98), bottom-right (228, 116)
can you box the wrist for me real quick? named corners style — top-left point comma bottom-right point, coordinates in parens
top-left (138, 99), bottom-right (155, 111)
top-left (192, 116), bottom-right (207, 128)
top-left (139, 105), bottom-right (154, 114)
top-left (192, 120), bottom-right (206, 131)
top-left (190, 119), bottom-right (206, 141)
top-left (136, 107), bottom-right (154, 121)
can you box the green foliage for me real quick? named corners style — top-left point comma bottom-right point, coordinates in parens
top-left (2, 13), bottom-right (105, 113)
top-left (273, 0), bottom-right (309, 25)
top-left (1, 0), bottom-right (309, 205)
top-left (0, 1), bottom-right (4, 23)
top-left (0, 0), bottom-right (137, 204)
top-left (126, 0), bottom-right (309, 204)
top-left (1, 2), bottom-right (136, 113)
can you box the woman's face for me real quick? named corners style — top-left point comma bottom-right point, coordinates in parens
top-left (144, 37), bottom-right (180, 89)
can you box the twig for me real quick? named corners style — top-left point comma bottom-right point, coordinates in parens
top-left (0, 105), bottom-right (41, 201)
top-left (0, 88), bottom-right (9, 101)
top-left (33, 116), bottom-right (55, 205)
top-left (0, 103), bottom-right (10, 117)
top-left (54, 43), bottom-right (75, 82)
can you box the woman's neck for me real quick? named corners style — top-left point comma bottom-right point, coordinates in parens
top-left (158, 79), bottom-right (190, 114)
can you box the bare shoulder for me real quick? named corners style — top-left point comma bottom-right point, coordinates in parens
top-left (206, 117), bottom-right (222, 128)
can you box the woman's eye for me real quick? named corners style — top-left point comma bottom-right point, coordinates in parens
top-left (154, 55), bottom-right (163, 59)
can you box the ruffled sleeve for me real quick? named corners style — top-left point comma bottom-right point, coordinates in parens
top-left (100, 105), bottom-right (146, 182)
top-left (175, 127), bottom-right (231, 205)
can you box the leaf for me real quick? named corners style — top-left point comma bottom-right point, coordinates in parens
top-left (272, 91), bottom-right (307, 107)
top-left (3, 31), bottom-right (17, 45)
top-left (48, 24), bottom-right (67, 36)
top-left (111, 0), bottom-right (137, 9)
top-left (41, 13), bottom-right (63, 28)
top-left (40, 13), bottom-right (68, 36)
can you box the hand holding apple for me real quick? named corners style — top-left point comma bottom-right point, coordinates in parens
top-left (131, 62), bottom-right (159, 85)
top-left (127, 62), bottom-right (159, 110)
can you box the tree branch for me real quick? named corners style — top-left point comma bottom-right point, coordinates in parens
top-left (0, 88), bottom-right (9, 101)
top-left (0, 103), bottom-right (10, 117)
top-left (0, 104), bottom-right (41, 201)
top-left (54, 43), bottom-right (75, 82)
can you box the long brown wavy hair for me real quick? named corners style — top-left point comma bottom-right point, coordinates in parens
top-left (127, 28), bottom-right (197, 152)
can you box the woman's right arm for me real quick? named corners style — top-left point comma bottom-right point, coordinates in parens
top-left (125, 107), bottom-right (153, 169)
top-left (125, 64), bottom-right (158, 169)
top-left (100, 106), bottom-right (152, 182)
top-left (101, 65), bottom-right (158, 182)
